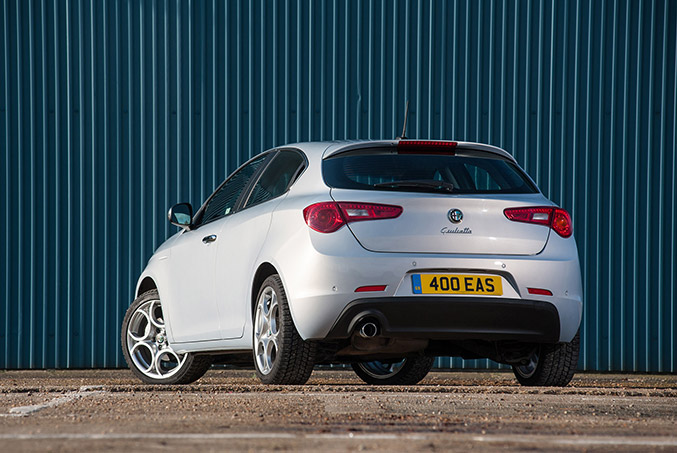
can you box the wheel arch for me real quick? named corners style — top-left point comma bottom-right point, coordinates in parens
top-left (251, 262), bottom-right (280, 314)
top-left (136, 276), bottom-right (158, 297)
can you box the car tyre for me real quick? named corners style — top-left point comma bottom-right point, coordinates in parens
top-left (512, 331), bottom-right (580, 387)
top-left (254, 275), bottom-right (316, 385)
top-left (351, 356), bottom-right (435, 385)
top-left (121, 290), bottom-right (212, 385)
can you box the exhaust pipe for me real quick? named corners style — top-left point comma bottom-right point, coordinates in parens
top-left (358, 321), bottom-right (379, 338)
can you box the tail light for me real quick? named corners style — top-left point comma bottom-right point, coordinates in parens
top-left (504, 206), bottom-right (573, 238)
top-left (304, 202), bottom-right (403, 233)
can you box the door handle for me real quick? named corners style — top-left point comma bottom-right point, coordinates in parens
top-left (202, 234), bottom-right (217, 244)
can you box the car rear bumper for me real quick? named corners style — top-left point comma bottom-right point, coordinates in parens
top-left (324, 296), bottom-right (560, 343)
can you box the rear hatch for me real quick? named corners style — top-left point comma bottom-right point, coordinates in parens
top-left (323, 143), bottom-right (552, 256)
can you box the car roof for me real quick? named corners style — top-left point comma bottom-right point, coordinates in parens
top-left (276, 139), bottom-right (516, 162)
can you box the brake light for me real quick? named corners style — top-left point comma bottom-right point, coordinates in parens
top-left (303, 202), bottom-right (345, 233)
top-left (504, 206), bottom-right (573, 238)
top-left (397, 140), bottom-right (458, 154)
top-left (303, 202), bottom-right (403, 233)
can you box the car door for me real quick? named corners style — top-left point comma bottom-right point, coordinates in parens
top-left (164, 154), bottom-right (270, 344)
top-left (214, 150), bottom-right (306, 338)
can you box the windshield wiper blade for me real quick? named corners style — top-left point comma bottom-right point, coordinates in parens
top-left (374, 179), bottom-right (455, 193)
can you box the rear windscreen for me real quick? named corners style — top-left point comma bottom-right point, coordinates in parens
top-left (323, 149), bottom-right (538, 195)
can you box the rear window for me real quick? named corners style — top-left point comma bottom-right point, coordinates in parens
top-left (323, 149), bottom-right (538, 195)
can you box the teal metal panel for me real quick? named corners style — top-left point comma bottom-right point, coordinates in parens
top-left (1, 0), bottom-right (675, 371)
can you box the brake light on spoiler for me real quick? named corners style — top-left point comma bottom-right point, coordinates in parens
top-left (503, 206), bottom-right (573, 238)
top-left (304, 202), bottom-right (403, 233)
top-left (397, 140), bottom-right (458, 154)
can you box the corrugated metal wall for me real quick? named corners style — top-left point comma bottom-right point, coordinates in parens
top-left (1, 0), bottom-right (675, 371)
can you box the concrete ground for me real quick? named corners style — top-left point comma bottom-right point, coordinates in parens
top-left (0, 368), bottom-right (676, 452)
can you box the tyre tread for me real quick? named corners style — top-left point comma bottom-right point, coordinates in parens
top-left (513, 331), bottom-right (580, 387)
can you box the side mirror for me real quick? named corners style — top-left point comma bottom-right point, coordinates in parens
top-left (168, 203), bottom-right (193, 230)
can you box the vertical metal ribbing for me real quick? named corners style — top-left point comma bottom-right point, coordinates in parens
top-left (28, 0), bottom-right (36, 368)
top-left (439, 0), bottom-right (447, 138)
top-left (77, 0), bottom-right (85, 368)
top-left (273, 0), bottom-right (278, 143)
top-left (558, 0), bottom-right (569, 206)
top-left (546, 0), bottom-right (555, 199)
top-left (342, 0), bottom-right (348, 138)
top-left (414, 0), bottom-right (421, 137)
top-left (296, 0), bottom-right (301, 141)
top-left (1, 0), bottom-right (7, 369)
top-left (355, 0), bottom-right (362, 138)
top-left (379, 0), bottom-right (384, 139)
top-left (656, 0), bottom-right (668, 372)
top-left (126, 0), bottom-right (133, 369)
top-left (114, 0), bottom-right (122, 367)
top-left (188, 0), bottom-right (193, 202)
top-left (535, 1), bottom-right (543, 185)
top-left (214, 0), bottom-right (219, 177)
top-left (619, 0), bottom-right (630, 370)
top-left (14, 0), bottom-right (23, 369)
top-left (426, 1), bottom-right (432, 139)
top-left (308, 0), bottom-right (313, 141)
top-left (498, 3), bottom-right (502, 147)
top-left (65, 0), bottom-right (72, 368)
top-left (89, 0), bottom-right (97, 366)
top-left (331, 0), bottom-right (337, 139)
top-left (593, 0), bottom-right (605, 369)
top-left (39, 0), bottom-right (48, 367)
top-left (488, 0), bottom-right (494, 144)
top-left (366, 0), bottom-right (372, 139)
top-left (390, 0), bottom-right (397, 137)
top-left (404, 0), bottom-right (409, 135)
top-left (632, 0), bottom-right (644, 371)
top-left (582, 0), bottom-right (593, 369)
top-left (248, 0), bottom-right (253, 156)
top-left (260, 0), bottom-right (266, 147)
top-left (644, 0), bottom-right (656, 371)
top-left (607, 0), bottom-right (618, 369)
top-left (665, 0), bottom-right (677, 373)
top-left (102, 0), bottom-right (109, 366)
top-left (671, 7), bottom-right (677, 372)
top-left (151, 0), bottom-right (157, 258)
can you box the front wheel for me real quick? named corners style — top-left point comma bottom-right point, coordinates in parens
top-left (121, 290), bottom-right (212, 385)
top-left (512, 331), bottom-right (580, 387)
top-left (351, 356), bottom-right (435, 385)
top-left (253, 275), bottom-right (316, 384)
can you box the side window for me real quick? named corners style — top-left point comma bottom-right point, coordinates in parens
top-left (200, 155), bottom-right (267, 224)
top-left (244, 150), bottom-right (305, 208)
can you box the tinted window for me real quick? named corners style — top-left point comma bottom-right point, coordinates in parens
top-left (200, 155), bottom-right (267, 224)
top-left (323, 150), bottom-right (537, 194)
top-left (244, 150), bottom-right (305, 208)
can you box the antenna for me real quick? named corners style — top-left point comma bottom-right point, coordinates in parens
top-left (396, 100), bottom-right (410, 140)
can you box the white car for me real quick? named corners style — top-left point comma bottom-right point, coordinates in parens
top-left (121, 140), bottom-right (582, 386)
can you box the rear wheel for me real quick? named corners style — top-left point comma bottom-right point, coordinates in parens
top-left (351, 356), bottom-right (435, 385)
top-left (253, 275), bottom-right (316, 384)
top-left (512, 331), bottom-right (580, 387)
top-left (121, 290), bottom-right (212, 384)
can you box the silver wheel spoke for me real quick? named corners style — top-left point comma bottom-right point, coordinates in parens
top-left (126, 299), bottom-right (186, 380)
top-left (255, 286), bottom-right (280, 375)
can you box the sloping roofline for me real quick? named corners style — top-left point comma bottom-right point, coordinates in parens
top-left (314, 139), bottom-right (516, 162)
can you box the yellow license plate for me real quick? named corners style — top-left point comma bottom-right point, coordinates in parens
top-left (412, 274), bottom-right (503, 295)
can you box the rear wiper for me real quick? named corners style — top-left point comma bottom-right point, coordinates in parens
top-left (374, 179), bottom-right (455, 193)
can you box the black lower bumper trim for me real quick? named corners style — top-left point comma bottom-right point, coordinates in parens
top-left (324, 297), bottom-right (560, 343)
